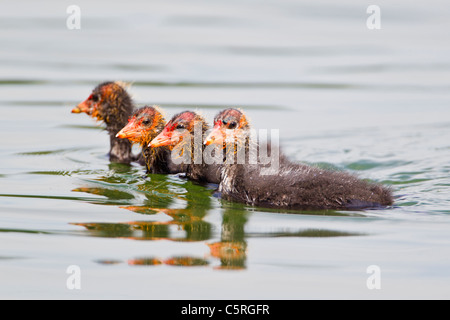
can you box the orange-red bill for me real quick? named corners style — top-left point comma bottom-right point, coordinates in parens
top-left (149, 130), bottom-right (174, 148)
top-left (204, 124), bottom-right (225, 146)
top-left (71, 99), bottom-right (92, 114)
top-left (116, 120), bottom-right (142, 142)
top-left (149, 127), bottom-right (187, 148)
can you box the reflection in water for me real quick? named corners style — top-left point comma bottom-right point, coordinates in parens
top-left (127, 258), bottom-right (162, 266)
top-left (71, 163), bottom-right (364, 269)
top-left (72, 163), bottom-right (179, 209)
top-left (121, 256), bottom-right (209, 267)
top-left (127, 256), bottom-right (210, 267)
top-left (208, 207), bottom-right (248, 270)
top-left (96, 256), bottom-right (210, 267)
top-left (73, 218), bottom-right (212, 242)
top-left (161, 256), bottom-right (209, 267)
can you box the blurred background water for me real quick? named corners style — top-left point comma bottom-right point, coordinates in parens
top-left (0, 0), bottom-right (449, 299)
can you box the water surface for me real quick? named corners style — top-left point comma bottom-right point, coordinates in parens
top-left (1, 0), bottom-right (450, 299)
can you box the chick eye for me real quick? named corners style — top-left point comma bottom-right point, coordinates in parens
top-left (142, 119), bottom-right (151, 126)
top-left (176, 124), bottom-right (185, 130)
top-left (92, 94), bottom-right (100, 102)
top-left (228, 121), bottom-right (237, 129)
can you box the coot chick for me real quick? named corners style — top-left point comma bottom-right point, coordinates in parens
top-left (116, 106), bottom-right (180, 174)
top-left (149, 111), bottom-right (221, 184)
top-left (72, 81), bottom-right (140, 164)
top-left (204, 108), bottom-right (393, 210)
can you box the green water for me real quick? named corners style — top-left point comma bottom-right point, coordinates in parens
top-left (1, 0), bottom-right (450, 299)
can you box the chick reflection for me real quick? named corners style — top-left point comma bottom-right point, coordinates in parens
top-left (127, 256), bottom-right (209, 267)
top-left (72, 163), bottom-right (216, 243)
top-left (73, 205), bottom-right (213, 242)
top-left (72, 166), bottom-right (249, 269)
top-left (207, 207), bottom-right (248, 270)
top-left (71, 163), bottom-right (175, 208)
top-left (91, 206), bottom-right (248, 269)
top-left (71, 164), bottom-right (362, 270)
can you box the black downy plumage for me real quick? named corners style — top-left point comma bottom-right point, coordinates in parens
top-left (205, 108), bottom-right (394, 210)
top-left (72, 81), bottom-right (142, 164)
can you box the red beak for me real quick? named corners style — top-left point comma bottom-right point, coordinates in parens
top-left (204, 123), bottom-right (225, 146)
top-left (149, 128), bottom-right (174, 148)
top-left (116, 119), bottom-right (142, 142)
top-left (149, 126), bottom-right (187, 148)
top-left (72, 98), bottom-right (92, 114)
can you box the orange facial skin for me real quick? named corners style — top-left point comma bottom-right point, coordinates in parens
top-left (71, 81), bottom-right (130, 122)
top-left (71, 95), bottom-right (94, 114)
top-left (149, 111), bottom-right (200, 149)
top-left (72, 88), bottom-right (104, 119)
top-left (148, 125), bottom-right (185, 149)
top-left (204, 108), bottom-right (249, 147)
top-left (116, 106), bottom-right (165, 147)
